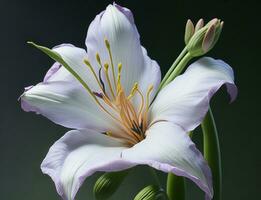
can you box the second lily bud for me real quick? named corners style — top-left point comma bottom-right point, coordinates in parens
top-left (184, 18), bottom-right (224, 56)
top-left (134, 185), bottom-right (167, 200)
top-left (93, 170), bottom-right (129, 200)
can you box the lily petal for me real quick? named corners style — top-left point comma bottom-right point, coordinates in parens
top-left (85, 4), bottom-right (161, 101)
top-left (149, 57), bottom-right (237, 132)
top-left (122, 121), bottom-right (213, 199)
top-left (21, 61), bottom-right (119, 132)
top-left (52, 44), bottom-right (100, 91)
top-left (41, 129), bottom-right (131, 200)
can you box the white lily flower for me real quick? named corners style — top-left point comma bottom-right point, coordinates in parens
top-left (21, 4), bottom-right (237, 200)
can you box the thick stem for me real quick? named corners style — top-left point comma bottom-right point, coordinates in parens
top-left (166, 131), bottom-right (192, 200)
top-left (166, 174), bottom-right (185, 200)
top-left (159, 47), bottom-right (188, 89)
top-left (149, 168), bottom-right (162, 188)
top-left (201, 109), bottom-right (222, 200)
top-left (160, 52), bottom-right (193, 90)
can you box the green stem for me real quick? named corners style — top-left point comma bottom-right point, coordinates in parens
top-left (160, 52), bottom-right (193, 90)
top-left (166, 132), bottom-right (193, 200)
top-left (166, 174), bottom-right (185, 200)
top-left (201, 109), bottom-right (222, 200)
top-left (159, 47), bottom-right (188, 89)
top-left (149, 168), bottom-right (162, 187)
top-left (150, 168), bottom-right (170, 200)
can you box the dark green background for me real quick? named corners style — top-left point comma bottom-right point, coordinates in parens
top-left (1, 0), bottom-right (260, 199)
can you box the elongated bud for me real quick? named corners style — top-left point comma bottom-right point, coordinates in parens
top-left (134, 185), bottom-right (166, 200)
top-left (93, 170), bottom-right (129, 200)
top-left (202, 24), bottom-right (216, 52)
top-left (195, 18), bottom-right (204, 32)
top-left (186, 18), bottom-right (223, 56)
top-left (184, 19), bottom-right (194, 45)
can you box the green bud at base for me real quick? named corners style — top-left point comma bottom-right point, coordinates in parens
top-left (134, 185), bottom-right (166, 200)
top-left (93, 170), bottom-right (129, 200)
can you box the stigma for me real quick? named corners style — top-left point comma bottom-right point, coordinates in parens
top-left (83, 38), bottom-right (154, 146)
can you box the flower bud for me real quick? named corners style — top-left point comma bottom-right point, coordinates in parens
top-left (134, 185), bottom-right (166, 200)
top-left (93, 170), bottom-right (129, 200)
top-left (195, 18), bottom-right (204, 32)
top-left (184, 19), bottom-right (195, 45)
top-left (186, 18), bottom-right (223, 57)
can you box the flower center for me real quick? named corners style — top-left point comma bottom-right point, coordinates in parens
top-left (83, 39), bottom-right (154, 146)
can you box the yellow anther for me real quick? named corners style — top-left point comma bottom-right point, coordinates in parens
top-left (83, 59), bottom-right (91, 68)
top-left (106, 131), bottom-right (112, 136)
top-left (147, 85), bottom-right (154, 94)
top-left (128, 82), bottom-right (138, 99)
top-left (131, 82), bottom-right (138, 93)
top-left (104, 62), bottom-right (116, 99)
top-left (146, 85), bottom-right (154, 106)
top-left (84, 59), bottom-right (105, 95)
top-left (118, 63), bottom-right (122, 73)
top-left (104, 63), bottom-right (109, 71)
top-left (105, 38), bottom-right (110, 49)
top-left (96, 53), bottom-right (101, 66)
top-left (104, 38), bottom-right (117, 89)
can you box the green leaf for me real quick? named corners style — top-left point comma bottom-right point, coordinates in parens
top-left (201, 109), bottom-right (222, 200)
top-left (27, 42), bottom-right (93, 94)
top-left (93, 170), bottom-right (129, 200)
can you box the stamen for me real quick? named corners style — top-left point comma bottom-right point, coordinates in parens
top-left (118, 90), bottom-right (141, 140)
top-left (82, 48), bottom-right (153, 144)
top-left (126, 100), bottom-right (139, 125)
top-left (136, 88), bottom-right (145, 120)
top-left (121, 94), bottom-right (135, 125)
top-left (69, 70), bottom-right (119, 123)
top-left (84, 59), bottom-right (105, 93)
top-left (143, 85), bottom-right (154, 131)
top-left (117, 63), bottom-right (122, 94)
top-left (128, 82), bottom-right (138, 100)
top-left (106, 131), bottom-right (138, 146)
top-left (146, 85), bottom-right (154, 110)
top-left (104, 63), bottom-right (116, 99)
top-left (105, 38), bottom-right (117, 89)
top-left (96, 53), bottom-right (101, 66)
top-left (106, 131), bottom-right (112, 136)
top-left (118, 62), bottom-right (122, 73)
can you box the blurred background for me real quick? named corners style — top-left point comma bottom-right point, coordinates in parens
top-left (1, 0), bottom-right (260, 199)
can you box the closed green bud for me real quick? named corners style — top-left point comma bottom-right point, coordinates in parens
top-left (93, 170), bottom-right (129, 200)
top-left (195, 18), bottom-right (204, 32)
top-left (186, 18), bottom-right (224, 57)
top-left (134, 185), bottom-right (166, 200)
top-left (184, 19), bottom-right (195, 45)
